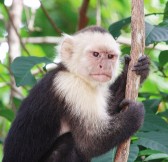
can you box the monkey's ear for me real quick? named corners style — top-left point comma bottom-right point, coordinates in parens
top-left (60, 34), bottom-right (74, 62)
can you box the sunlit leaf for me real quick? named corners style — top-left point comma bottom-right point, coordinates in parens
top-left (163, 1), bottom-right (168, 20)
top-left (144, 153), bottom-right (168, 161)
top-left (159, 50), bottom-right (168, 67)
top-left (0, 109), bottom-right (15, 122)
top-left (139, 149), bottom-right (162, 156)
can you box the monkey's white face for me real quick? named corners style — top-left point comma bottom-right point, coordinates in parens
top-left (73, 33), bottom-right (120, 83)
top-left (85, 49), bottom-right (118, 82)
top-left (59, 31), bottom-right (120, 84)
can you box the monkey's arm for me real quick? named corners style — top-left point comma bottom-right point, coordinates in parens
top-left (72, 99), bottom-right (144, 160)
top-left (2, 69), bottom-right (63, 162)
top-left (111, 55), bottom-right (150, 93)
top-left (109, 55), bottom-right (150, 112)
top-left (132, 55), bottom-right (150, 83)
top-left (110, 55), bottom-right (130, 94)
top-left (109, 56), bottom-right (130, 112)
top-left (41, 132), bottom-right (84, 162)
top-left (106, 100), bottom-right (144, 150)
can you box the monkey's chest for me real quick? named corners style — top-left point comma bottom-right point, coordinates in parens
top-left (67, 93), bottom-right (110, 133)
top-left (54, 72), bottom-right (110, 130)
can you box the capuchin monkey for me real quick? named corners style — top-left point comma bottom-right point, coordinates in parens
top-left (3, 26), bottom-right (150, 162)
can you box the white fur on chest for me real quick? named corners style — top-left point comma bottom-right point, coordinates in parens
top-left (53, 72), bottom-right (110, 133)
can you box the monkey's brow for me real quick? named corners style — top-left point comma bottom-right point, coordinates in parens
top-left (99, 48), bottom-right (118, 54)
top-left (89, 48), bottom-right (117, 52)
top-left (100, 50), bottom-right (118, 55)
top-left (89, 49), bottom-right (117, 54)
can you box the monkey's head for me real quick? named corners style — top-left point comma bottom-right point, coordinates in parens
top-left (58, 26), bottom-right (121, 85)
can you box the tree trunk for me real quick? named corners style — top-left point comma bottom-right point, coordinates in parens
top-left (77, 0), bottom-right (90, 30)
top-left (114, 0), bottom-right (145, 161)
top-left (7, 0), bottom-right (23, 110)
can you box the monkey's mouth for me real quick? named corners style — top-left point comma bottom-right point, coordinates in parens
top-left (90, 74), bottom-right (111, 82)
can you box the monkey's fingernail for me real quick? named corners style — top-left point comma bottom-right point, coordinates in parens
top-left (138, 55), bottom-right (146, 61)
top-left (131, 67), bottom-right (136, 71)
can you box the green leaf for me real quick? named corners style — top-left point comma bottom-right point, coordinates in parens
top-left (11, 56), bottom-right (52, 87)
top-left (159, 20), bottom-right (168, 28)
top-left (128, 144), bottom-right (139, 162)
top-left (0, 0), bottom-right (4, 4)
top-left (143, 99), bottom-right (161, 113)
top-left (0, 101), bottom-right (15, 122)
top-left (144, 153), bottom-right (168, 161)
top-left (91, 148), bottom-right (116, 162)
top-left (139, 92), bottom-right (159, 100)
top-left (145, 22), bottom-right (168, 46)
top-left (108, 17), bottom-right (131, 38)
top-left (13, 97), bottom-right (22, 110)
top-left (109, 18), bottom-right (168, 46)
top-left (158, 110), bottom-right (168, 119)
top-left (0, 138), bottom-right (4, 144)
top-left (136, 132), bottom-right (168, 153)
top-left (139, 149), bottom-right (162, 156)
top-left (121, 46), bottom-right (131, 55)
top-left (160, 91), bottom-right (168, 101)
top-left (141, 114), bottom-right (168, 132)
top-left (163, 1), bottom-right (168, 21)
top-left (0, 109), bottom-right (15, 122)
top-left (159, 50), bottom-right (168, 67)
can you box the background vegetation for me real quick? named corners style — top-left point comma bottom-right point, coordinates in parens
top-left (0, 0), bottom-right (168, 161)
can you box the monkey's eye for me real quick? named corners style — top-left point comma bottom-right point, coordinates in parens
top-left (108, 54), bottom-right (115, 59)
top-left (93, 52), bottom-right (100, 57)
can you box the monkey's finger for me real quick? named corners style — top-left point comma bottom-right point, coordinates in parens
top-left (133, 62), bottom-right (150, 68)
top-left (124, 55), bottom-right (131, 64)
top-left (132, 64), bottom-right (149, 71)
top-left (135, 69), bottom-right (149, 76)
top-left (138, 55), bottom-right (149, 62)
top-left (121, 55), bottom-right (130, 64)
top-left (122, 55), bottom-right (131, 73)
top-left (119, 99), bottom-right (130, 109)
top-left (134, 60), bottom-right (150, 68)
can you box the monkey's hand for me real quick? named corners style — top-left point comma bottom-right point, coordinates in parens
top-left (119, 99), bottom-right (145, 129)
top-left (106, 99), bottom-right (145, 148)
top-left (122, 55), bottom-right (131, 75)
top-left (109, 55), bottom-right (130, 94)
top-left (109, 55), bottom-right (149, 112)
top-left (132, 55), bottom-right (150, 83)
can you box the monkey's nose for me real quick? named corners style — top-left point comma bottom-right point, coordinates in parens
top-left (99, 65), bottom-right (102, 68)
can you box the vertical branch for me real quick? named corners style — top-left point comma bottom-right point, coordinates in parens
top-left (40, 1), bottom-right (62, 35)
top-left (27, 8), bottom-right (36, 31)
top-left (7, 0), bottom-right (23, 111)
top-left (4, 4), bottom-right (30, 56)
top-left (77, 0), bottom-right (90, 30)
top-left (8, 0), bottom-right (23, 60)
top-left (96, 0), bottom-right (101, 26)
top-left (114, 0), bottom-right (145, 162)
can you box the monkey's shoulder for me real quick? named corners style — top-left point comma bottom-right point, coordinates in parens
top-left (31, 63), bottom-right (67, 91)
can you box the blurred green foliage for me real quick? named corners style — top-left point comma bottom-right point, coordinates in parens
top-left (0, 0), bottom-right (168, 161)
